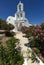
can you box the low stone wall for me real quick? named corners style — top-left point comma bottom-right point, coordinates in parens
top-left (28, 47), bottom-right (44, 65)
top-left (36, 57), bottom-right (44, 65)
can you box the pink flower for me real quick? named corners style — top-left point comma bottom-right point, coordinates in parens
top-left (42, 30), bottom-right (44, 33)
top-left (43, 38), bottom-right (44, 40)
top-left (38, 25), bottom-right (41, 29)
top-left (40, 33), bottom-right (43, 36)
top-left (33, 47), bottom-right (38, 51)
top-left (39, 54), bottom-right (43, 59)
top-left (36, 25), bottom-right (41, 29)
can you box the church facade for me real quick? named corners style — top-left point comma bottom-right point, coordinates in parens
top-left (6, 1), bottom-right (32, 32)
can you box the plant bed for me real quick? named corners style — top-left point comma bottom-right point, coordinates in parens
top-left (28, 22), bottom-right (44, 63)
top-left (32, 47), bottom-right (44, 63)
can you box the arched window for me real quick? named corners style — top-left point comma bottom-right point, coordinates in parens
top-left (20, 13), bottom-right (22, 17)
top-left (19, 5), bottom-right (21, 11)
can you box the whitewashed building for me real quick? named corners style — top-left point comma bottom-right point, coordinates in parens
top-left (6, 1), bottom-right (32, 32)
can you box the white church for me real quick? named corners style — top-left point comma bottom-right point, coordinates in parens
top-left (6, 1), bottom-right (32, 32)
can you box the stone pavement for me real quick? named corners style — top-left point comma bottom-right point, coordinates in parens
top-left (15, 32), bottom-right (39, 65)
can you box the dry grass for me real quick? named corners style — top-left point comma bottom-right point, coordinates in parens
top-left (0, 35), bottom-right (11, 47)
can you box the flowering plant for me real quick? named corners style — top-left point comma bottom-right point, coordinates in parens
top-left (33, 22), bottom-right (44, 56)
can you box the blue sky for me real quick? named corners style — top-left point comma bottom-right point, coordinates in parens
top-left (0, 0), bottom-right (44, 25)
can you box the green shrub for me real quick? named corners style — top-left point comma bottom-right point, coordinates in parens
top-left (42, 58), bottom-right (44, 63)
top-left (0, 37), bottom-right (24, 65)
top-left (5, 31), bottom-right (14, 37)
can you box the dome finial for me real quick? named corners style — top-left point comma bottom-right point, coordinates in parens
top-left (19, 1), bottom-right (21, 3)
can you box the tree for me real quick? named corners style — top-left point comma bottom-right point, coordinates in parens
top-left (0, 19), bottom-right (14, 37)
top-left (0, 19), bottom-right (14, 30)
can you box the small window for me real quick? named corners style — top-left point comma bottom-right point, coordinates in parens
top-left (9, 18), bottom-right (10, 20)
top-left (20, 13), bottom-right (22, 17)
top-left (17, 14), bottom-right (19, 17)
top-left (19, 5), bottom-right (21, 11)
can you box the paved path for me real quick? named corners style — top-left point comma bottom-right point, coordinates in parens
top-left (15, 32), bottom-right (39, 65)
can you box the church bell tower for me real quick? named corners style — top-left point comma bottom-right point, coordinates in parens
top-left (16, 1), bottom-right (25, 20)
top-left (17, 1), bottom-right (23, 12)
